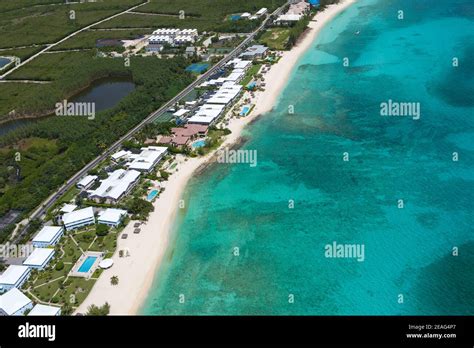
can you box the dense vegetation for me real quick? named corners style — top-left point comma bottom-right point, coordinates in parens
top-left (0, 0), bottom-right (143, 48)
top-left (95, 0), bottom-right (286, 32)
top-left (0, 56), bottom-right (194, 242)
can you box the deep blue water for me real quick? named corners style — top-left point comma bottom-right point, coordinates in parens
top-left (142, 0), bottom-right (474, 315)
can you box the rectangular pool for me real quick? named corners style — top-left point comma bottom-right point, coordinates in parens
top-left (78, 256), bottom-right (97, 273)
top-left (147, 190), bottom-right (159, 201)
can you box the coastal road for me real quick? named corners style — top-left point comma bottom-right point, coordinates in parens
top-left (13, 1), bottom-right (290, 243)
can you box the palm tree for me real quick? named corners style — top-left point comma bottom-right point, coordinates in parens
top-left (110, 276), bottom-right (119, 286)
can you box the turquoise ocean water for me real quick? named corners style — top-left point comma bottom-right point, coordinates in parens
top-left (143, 0), bottom-right (474, 315)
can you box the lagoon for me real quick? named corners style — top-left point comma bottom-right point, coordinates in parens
top-left (0, 77), bottom-right (135, 137)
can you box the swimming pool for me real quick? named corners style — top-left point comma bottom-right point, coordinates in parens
top-left (230, 14), bottom-right (241, 21)
top-left (192, 140), bottom-right (206, 148)
top-left (78, 256), bottom-right (97, 273)
top-left (147, 190), bottom-right (159, 201)
top-left (240, 105), bottom-right (251, 116)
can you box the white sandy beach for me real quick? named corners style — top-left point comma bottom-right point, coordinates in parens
top-left (76, 0), bottom-right (356, 315)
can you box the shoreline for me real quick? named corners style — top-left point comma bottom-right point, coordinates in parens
top-left (76, 0), bottom-right (356, 315)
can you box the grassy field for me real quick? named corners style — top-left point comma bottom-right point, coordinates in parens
top-left (93, 13), bottom-right (223, 32)
top-left (241, 63), bottom-right (262, 86)
top-left (258, 27), bottom-right (291, 50)
top-left (94, 0), bottom-right (286, 32)
top-left (138, 0), bottom-right (285, 17)
top-left (0, 0), bottom-right (144, 48)
top-left (0, 46), bottom-right (45, 61)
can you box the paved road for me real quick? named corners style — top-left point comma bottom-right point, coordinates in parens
top-left (13, 2), bottom-right (289, 243)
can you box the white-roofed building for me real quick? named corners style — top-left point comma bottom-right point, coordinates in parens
top-left (148, 35), bottom-right (173, 45)
top-left (60, 204), bottom-right (77, 214)
top-left (240, 44), bottom-right (268, 60)
top-left (0, 288), bottom-right (33, 316)
top-left (23, 248), bottom-right (55, 270)
top-left (152, 28), bottom-right (180, 37)
top-left (28, 304), bottom-right (61, 316)
top-left (207, 88), bottom-right (242, 105)
top-left (149, 29), bottom-right (198, 47)
top-left (185, 101), bottom-right (197, 107)
top-left (62, 207), bottom-right (95, 231)
top-left (241, 12), bottom-right (251, 19)
top-left (234, 60), bottom-right (252, 70)
top-left (275, 14), bottom-right (303, 24)
top-left (77, 175), bottom-right (98, 190)
top-left (225, 72), bottom-right (245, 83)
top-left (188, 104), bottom-right (225, 125)
top-left (32, 226), bottom-right (64, 248)
top-left (89, 169), bottom-right (140, 204)
top-left (98, 208), bottom-right (128, 227)
top-left (174, 35), bottom-right (195, 45)
top-left (0, 265), bottom-right (31, 292)
top-left (173, 109), bottom-right (190, 118)
top-left (126, 146), bottom-right (168, 173)
top-left (111, 150), bottom-right (132, 162)
top-left (256, 8), bottom-right (268, 16)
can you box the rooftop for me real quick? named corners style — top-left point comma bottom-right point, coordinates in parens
top-left (23, 248), bottom-right (55, 267)
top-left (98, 208), bottom-right (127, 224)
top-left (0, 265), bottom-right (30, 286)
top-left (0, 288), bottom-right (32, 315)
top-left (62, 207), bottom-right (95, 225)
top-left (28, 304), bottom-right (61, 316)
top-left (127, 146), bottom-right (167, 172)
top-left (77, 175), bottom-right (97, 188)
top-left (32, 226), bottom-right (63, 244)
top-left (89, 169), bottom-right (141, 200)
top-left (60, 204), bottom-right (77, 213)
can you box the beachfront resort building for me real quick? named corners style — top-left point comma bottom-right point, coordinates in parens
top-left (0, 288), bottom-right (33, 316)
top-left (240, 45), bottom-right (268, 60)
top-left (126, 146), bottom-right (168, 173)
top-left (89, 169), bottom-right (141, 204)
top-left (62, 207), bottom-right (95, 231)
top-left (159, 124), bottom-right (209, 148)
top-left (97, 208), bottom-right (128, 227)
top-left (275, 0), bottom-right (310, 24)
top-left (32, 226), bottom-right (64, 248)
top-left (111, 150), bottom-right (133, 162)
top-left (23, 248), bottom-right (55, 270)
top-left (28, 303), bottom-right (61, 316)
top-left (77, 175), bottom-right (98, 190)
top-left (0, 265), bottom-right (31, 292)
top-left (60, 204), bottom-right (77, 214)
top-left (188, 104), bottom-right (226, 125)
